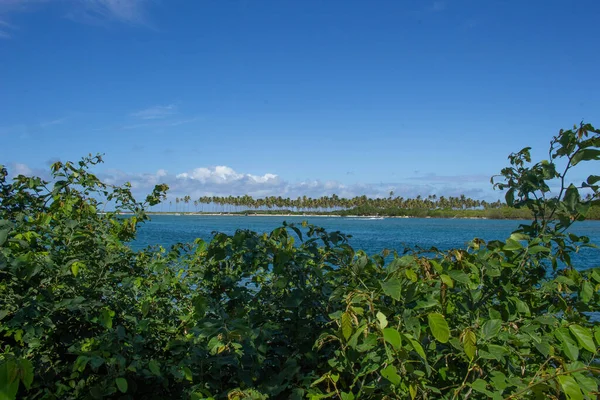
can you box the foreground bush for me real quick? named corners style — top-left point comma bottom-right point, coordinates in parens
top-left (1, 123), bottom-right (599, 399)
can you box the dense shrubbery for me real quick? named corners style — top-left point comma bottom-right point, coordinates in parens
top-left (1, 123), bottom-right (599, 399)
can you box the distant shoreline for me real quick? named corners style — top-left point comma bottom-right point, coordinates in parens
top-left (136, 212), bottom-right (520, 220)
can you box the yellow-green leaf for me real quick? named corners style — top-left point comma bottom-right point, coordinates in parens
top-left (428, 313), bottom-right (450, 343)
top-left (463, 330), bottom-right (477, 361)
top-left (557, 375), bottom-right (583, 400)
top-left (383, 328), bottom-right (402, 350)
top-left (569, 324), bottom-right (597, 353)
top-left (341, 312), bottom-right (353, 341)
top-left (380, 365), bottom-right (401, 386)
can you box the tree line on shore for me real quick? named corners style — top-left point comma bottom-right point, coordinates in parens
top-left (156, 193), bottom-right (599, 219)
top-left (164, 193), bottom-right (504, 213)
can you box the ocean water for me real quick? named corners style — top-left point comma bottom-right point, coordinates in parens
top-left (133, 215), bottom-right (600, 270)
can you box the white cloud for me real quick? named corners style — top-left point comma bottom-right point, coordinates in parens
top-left (82, 0), bottom-right (148, 24)
top-left (431, 1), bottom-right (446, 12)
top-left (95, 165), bottom-right (500, 201)
top-left (0, 0), bottom-right (152, 33)
top-left (2, 161), bottom-right (500, 202)
top-left (39, 117), bottom-right (67, 127)
top-left (131, 104), bottom-right (177, 120)
top-left (13, 163), bottom-right (32, 175)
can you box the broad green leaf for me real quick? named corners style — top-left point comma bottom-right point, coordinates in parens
top-left (383, 328), bottom-right (402, 350)
top-left (462, 330), bottom-right (477, 361)
top-left (448, 270), bottom-right (471, 285)
top-left (405, 335), bottom-right (427, 360)
top-left (99, 308), bottom-right (114, 329)
top-left (348, 324), bottom-right (368, 349)
top-left (572, 149), bottom-right (600, 165)
top-left (555, 328), bottom-right (579, 361)
top-left (405, 269), bottom-right (418, 282)
top-left (341, 312), bottom-right (353, 341)
top-left (0, 222), bottom-right (10, 247)
top-left (557, 375), bottom-right (583, 400)
top-left (340, 392), bottom-right (355, 400)
top-left (569, 325), bottom-right (597, 353)
top-left (409, 383), bottom-right (417, 399)
top-left (587, 175), bottom-right (600, 185)
top-left (510, 233), bottom-right (529, 241)
top-left (380, 365), bottom-right (401, 386)
top-left (482, 319), bottom-right (502, 340)
top-left (528, 245), bottom-right (550, 254)
top-left (504, 238), bottom-right (523, 251)
top-left (0, 361), bottom-right (19, 400)
top-left (471, 379), bottom-right (489, 394)
top-left (573, 372), bottom-right (598, 396)
top-left (581, 281), bottom-right (594, 303)
top-left (427, 313), bottom-right (450, 343)
top-left (183, 366), bottom-right (193, 382)
top-left (17, 359), bottom-right (33, 390)
top-left (440, 274), bottom-right (454, 288)
top-left (115, 378), bottom-right (128, 393)
top-left (486, 344), bottom-right (507, 361)
top-left (71, 261), bottom-right (83, 277)
top-left (376, 311), bottom-right (388, 329)
top-left (148, 360), bottom-right (161, 376)
top-left (563, 184), bottom-right (580, 211)
top-left (512, 298), bottom-right (531, 316)
top-left (380, 278), bottom-right (402, 301)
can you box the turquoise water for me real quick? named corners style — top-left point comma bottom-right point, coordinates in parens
top-left (133, 215), bottom-right (600, 270)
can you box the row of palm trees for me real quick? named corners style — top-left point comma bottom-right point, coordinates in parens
top-left (158, 193), bottom-right (504, 214)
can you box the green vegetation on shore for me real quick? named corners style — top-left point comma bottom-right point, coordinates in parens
top-left (1, 123), bottom-right (599, 399)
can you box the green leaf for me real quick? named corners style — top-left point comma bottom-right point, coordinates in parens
top-left (347, 324), bottom-right (368, 349)
top-left (587, 175), bottom-right (600, 185)
top-left (17, 359), bottom-right (33, 390)
top-left (99, 308), bottom-right (114, 329)
top-left (569, 325), bottom-right (597, 353)
top-left (0, 361), bottom-right (19, 400)
top-left (448, 270), bottom-right (471, 285)
top-left (409, 383), bottom-right (417, 400)
top-left (148, 360), bottom-right (161, 376)
top-left (471, 379), bottom-right (489, 394)
top-left (512, 298), bottom-right (531, 316)
top-left (376, 311), bottom-right (388, 329)
top-left (581, 281), bottom-right (594, 303)
top-left (381, 278), bottom-right (402, 301)
top-left (0, 221), bottom-right (10, 247)
top-left (557, 375), bottom-right (583, 400)
top-left (572, 149), bottom-right (600, 165)
top-left (341, 312), bottom-right (353, 341)
top-left (340, 392), bottom-right (355, 400)
top-left (528, 245), bottom-right (550, 254)
top-left (183, 366), bottom-right (193, 382)
top-left (440, 274), bottom-right (454, 288)
top-left (405, 269), bottom-right (418, 282)
top-left (482, 319), bottom-right (502, 340)
top-left (380, 365), bottom-right (401, 386)
top-left (463, 330), bottom-right (477, 361)
top-left (115, 378), bottom-right (128, 393)
top-left (71, 261), bottom-right (83, 277)
top-left (555, 328), bottom-right (579, 361)
top-left (405, 335), bottom-right (427, 360)
top-left (503, 238), bottom-right (523, 251)
top-left (564, 184), bottom-right (580, 211)
top-left (427, 313), bottom-right (450, 343)
top-left (383, 328), bottom-right (402, 350)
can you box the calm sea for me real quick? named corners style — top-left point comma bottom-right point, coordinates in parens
top-left (133, 215), bottom-right (600, 270)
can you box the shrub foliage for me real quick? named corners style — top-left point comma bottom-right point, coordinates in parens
top-left (1, 124), bottom-right (600, 399)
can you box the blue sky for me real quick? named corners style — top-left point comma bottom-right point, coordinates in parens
top-left (1, 0), bottom-right (598, 201)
